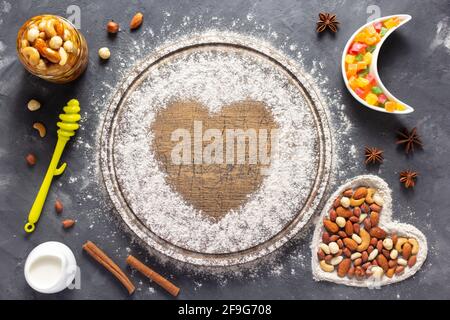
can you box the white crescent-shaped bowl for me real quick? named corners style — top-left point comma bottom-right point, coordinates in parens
top-left (341, 14), bottom-right (413, 114)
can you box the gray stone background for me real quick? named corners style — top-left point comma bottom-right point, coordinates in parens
top-left (0, 0), bottom-right (449, 299)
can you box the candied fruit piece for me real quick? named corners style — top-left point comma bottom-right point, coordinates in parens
top-left (357, 61), bottom-right (367, 70)
top-left (363, 52), bottom-right (372, 64)
top-left (380, 27), bottom-right (388, 37)
top-left (365, 93), bottom-right (378, 105)
top-left (378, 94), bottom-right (388, 104)
top-left (357, 77), bottom-right (370, 88)
top-left (365, 24), bottom-right (377, 35)
top-left (371, 86), bottom-right (383, 95)
top-left (373, 21), bottom-right (383, 32)
top-left (396, 103), bottom-right (406, 111)
top-left (384, 17), bottom-right (400, 29)
top-left (348, 76), bottom-right (358, 90)
top-left (345, 54), bottom-right (356, 64)
top-left (365, 73), bottom-right (376, 84)
top-left (355, 87), bottom-right (367, 98)
top-left (349, 42), bottom-right (367, 55)
top-left (355, 53), bottom-right (364, 61)
top-left (367, 45), bottom-right (376, 53)
top-left (347, 63), bottom-right (358, 77)
top-left (385, 101), bottom-right (396, 112)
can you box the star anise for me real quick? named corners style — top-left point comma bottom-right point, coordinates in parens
top-left (364, 147), bottom-right (384, 165)
top-left (396, 127), bottom-right (423, 154)
top-left (399, 170), bottom-right (418, 188)
top-left (316, 13), bottom-right (339, 33)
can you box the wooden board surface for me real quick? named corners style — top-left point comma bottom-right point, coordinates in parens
top-left (151, 100), bottom-right (278, 219)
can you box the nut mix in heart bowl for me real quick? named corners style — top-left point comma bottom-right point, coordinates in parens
top-left (316, 184), bottom-right (420, 283)
top-left (16, 15), bottom-right (88, 83)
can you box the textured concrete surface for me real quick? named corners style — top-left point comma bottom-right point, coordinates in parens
top-left (0, 0), bottom-right (449, 299)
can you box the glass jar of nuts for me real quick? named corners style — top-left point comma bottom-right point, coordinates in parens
top-left (16, 15), bottom-right (88, 84)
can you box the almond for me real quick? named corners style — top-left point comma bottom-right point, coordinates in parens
top-left (408, 255), bottom-right (417, 267)
top-left (354, 258), bottom-right (362, 266)
top-left (388, 259), bottom-right (397, 268)
top-left (353, 207), bottom-right (361, 217)
top-left (353, 223), bottom-right (360, 234)
top-left (337, 258), bottom-right (351, 277)
top-left (329, 209), bottom-right (337, 222)
top-left (26, 153), bottom-right (37, 166)
top-left (62, 219), bottom-right (75, 229)
top-left (376, 240), bottom-right (383, 252)
top-left (361, 203), bottom-right (370, 213)
top-left (402, 242), bottom-right (412, 259)
top-left (322, 231), bottom-right (330, 244)
top-left (338, 231), bottom-right (347, 238)
top-left (369, 227), bottom-right (387, 239)
top-left (377, 254), bottom-right (389, 272)
top-left (370, 211), bottom-right (379, 227)
top-left (353, 187), bottom-right (368, 200)
top-left (343, 238), bottom-right (358, 251)
top-left (345, 220), bottom-right (353, 236)
top-left (317, 249), bottom-right (325, 260)
top-left (370, 203), bottom-right (381, 212)
top-left (55, 199), bottom-right (63, 214)
top-left (363, 218), bottom-right (372, 231)
top-left (333, 197), bottom-right (341, 208)
top-left (329, 235), bottom-right (340, 242)
top-left (323, 219), bottom-right (339, 234)
top-left (395, 266), bottom-right (405, 275)
top-left (347, 266), bottom-right (355, 278)
top-left (343, 248), bottom-right (351, 258)
top-left (361, 251), bottom-right (368, 262)
top-left (386, 267), bottom-right (395, 278)
top-left (130, 12), bottom-right (143, 30)
top-left (349, 216), bottom-right (359, 223)
top-left (343, 189), bottom-right (353, 197)
top-left (107, 21), bottom-right (119, 33)
top-left (336, 206), bottom-right (352, 218)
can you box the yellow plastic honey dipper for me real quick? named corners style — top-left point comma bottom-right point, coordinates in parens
top-left (24, 99), bottom-right (81, 233)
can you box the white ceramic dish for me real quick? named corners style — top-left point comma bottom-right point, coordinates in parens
top-left (341, 14), bottom-right (414, 114)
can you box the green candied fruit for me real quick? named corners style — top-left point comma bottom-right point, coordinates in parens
top-left (380, 27), bottom-right (388, 37)
top-left (367, 45), bottom-right (376, 53)
top-left (358, 68), bottom-right (369, 77)
top-left (355, 53), bottom-right (364, 61)
top-left (371, 86), bottom-right (383, 95)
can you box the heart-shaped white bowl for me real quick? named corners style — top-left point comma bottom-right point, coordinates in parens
top-left (341, 15), bottom-right (414, 114)
top-left (311, 175), bottom-right (427, 287)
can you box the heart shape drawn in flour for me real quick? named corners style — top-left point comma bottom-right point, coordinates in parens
top-left (151, 99), bottom-right (278, 220)
top-left (311, 175), bottom-right (427, 287)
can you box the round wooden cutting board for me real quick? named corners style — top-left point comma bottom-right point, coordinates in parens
top-left (100, 33), bottom-right (333, 266)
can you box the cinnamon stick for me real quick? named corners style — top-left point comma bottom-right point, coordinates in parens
top-left (83, 241), bottom-right (135, 295)
top-left (126, 255), bottom-right (180, 297)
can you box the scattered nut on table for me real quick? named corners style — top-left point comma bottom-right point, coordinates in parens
top-left (26, 153), bottom-right (37, 166)
top-left (27, 99), bottom-right (41, 111)
top-left (32, 122), bottom-right (46, 138)
top-left (107, 21), bottom-right (119, 33)
top-left (98, 47), bottom-right (111, 60)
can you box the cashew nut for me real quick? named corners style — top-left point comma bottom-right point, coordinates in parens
top-left (21, 47), bottom-right (40, 66)
top-left (45, 19), bottom-right (58, 38)
top-left (365, 188), bottom-right (376, 204)
top-left (356, 228), bottom-right (370, 252)
top-left (319, 260), bottom-right (334, 272)
top-left (408, 238), bottom-right (419, 255)
top-left (395, 237), bottom-right (408, 252)
top-left (33, 122), bottom-right (46, 138)
top-left (397, 258), bottom-right (408, 266)
top-left (59, 47), bottom-right (68, 66)
top-left (350, 197), bottom-right (365, 207)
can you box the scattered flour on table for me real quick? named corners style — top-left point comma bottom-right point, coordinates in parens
top-left (431, 17), bottom-right (450, 53)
